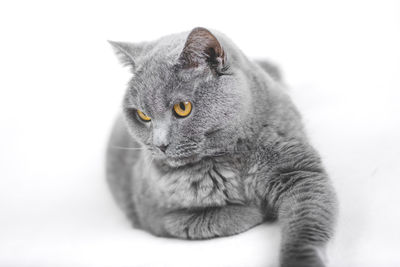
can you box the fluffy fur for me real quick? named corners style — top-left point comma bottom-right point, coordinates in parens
top-left (106, 27), bottom-right (337, 267)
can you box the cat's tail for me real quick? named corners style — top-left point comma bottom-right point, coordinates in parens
top-left (255, 59), bottom-right (283, 82)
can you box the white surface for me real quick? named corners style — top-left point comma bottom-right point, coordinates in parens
top-left (1, 1), bottom-right (399, 266)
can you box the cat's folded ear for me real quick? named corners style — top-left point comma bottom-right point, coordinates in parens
top-left (108, 41), bottom-right (142, 71)
top-left (178, 27), bottom-right (227, 74)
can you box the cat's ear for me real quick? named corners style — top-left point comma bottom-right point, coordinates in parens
top-left (178, 27), bottom-right (226, 73)
top-left (108, 40), bottom-right (141, 71)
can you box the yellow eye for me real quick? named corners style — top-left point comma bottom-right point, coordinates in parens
top-left (137, 109), bottom-right (151, 122)
top-left (173, 101), bottom-right (192, 117)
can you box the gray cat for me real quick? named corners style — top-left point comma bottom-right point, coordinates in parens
top-left (106, 27), bottom-right (337, 267)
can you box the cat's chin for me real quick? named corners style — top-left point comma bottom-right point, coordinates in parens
top-left (164, 154), bottom-right (202, 167)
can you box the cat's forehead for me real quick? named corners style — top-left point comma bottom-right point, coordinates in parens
top-left (127, 58), bottom-right (195, 113)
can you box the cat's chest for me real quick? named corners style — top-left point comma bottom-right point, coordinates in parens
top-left (143, 161), bottom-right (246, 209)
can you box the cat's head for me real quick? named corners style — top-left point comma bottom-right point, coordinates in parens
top-left (110, 27), bottom-right (253, 167)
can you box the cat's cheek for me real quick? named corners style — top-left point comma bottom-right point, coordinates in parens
top-left (123, 117), bottom-right (152, 144)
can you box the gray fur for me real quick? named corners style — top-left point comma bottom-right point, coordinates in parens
top-left (106, 27), bottom-right (337, 267)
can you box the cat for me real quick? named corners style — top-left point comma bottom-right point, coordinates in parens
top-left (106, 27), bottom-right (337, 267)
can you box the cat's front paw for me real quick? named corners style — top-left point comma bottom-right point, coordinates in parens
top-left (162, 211), bottom-right (218, 240)
top-left (281, 259), bottom-right (325, 267)
top-left (162, 206), bottom-right (264, 239)
top-left (281, 246), bottom-right (326, 267)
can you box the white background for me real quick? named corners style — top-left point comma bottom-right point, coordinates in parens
top-left (1, 1), bottom-right (399, 266)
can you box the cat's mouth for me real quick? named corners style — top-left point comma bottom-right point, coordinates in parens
top-left (165, 153), bottom-right (202, 167)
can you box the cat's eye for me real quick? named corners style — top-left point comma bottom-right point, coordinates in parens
top-left (137, 109), bottom-right (151, 122)
top-left (173, 101), bottom-right (192, 118)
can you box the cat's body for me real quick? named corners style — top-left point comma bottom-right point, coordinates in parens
top-left (106, 28), bottom-right (337, 267)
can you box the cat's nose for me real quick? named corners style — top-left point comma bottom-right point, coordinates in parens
top-left (153, 121), bottom-right (170, 153)
top-left (157, 144), bottom-right (169, 153)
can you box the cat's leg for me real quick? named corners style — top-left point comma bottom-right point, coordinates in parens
top-left (268, 170), bottom-right (337, 267)
top-left (161, 205), bottom-right (264, 239)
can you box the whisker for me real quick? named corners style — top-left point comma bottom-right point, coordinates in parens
top-left (175, 143), bottom-right (197, 149)
top-left (109, 145), bottom-right (146, 150)
top-left (204, 148), bottom-right (259, 154)
top-left (205, 151), bottom-right (228, 157)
